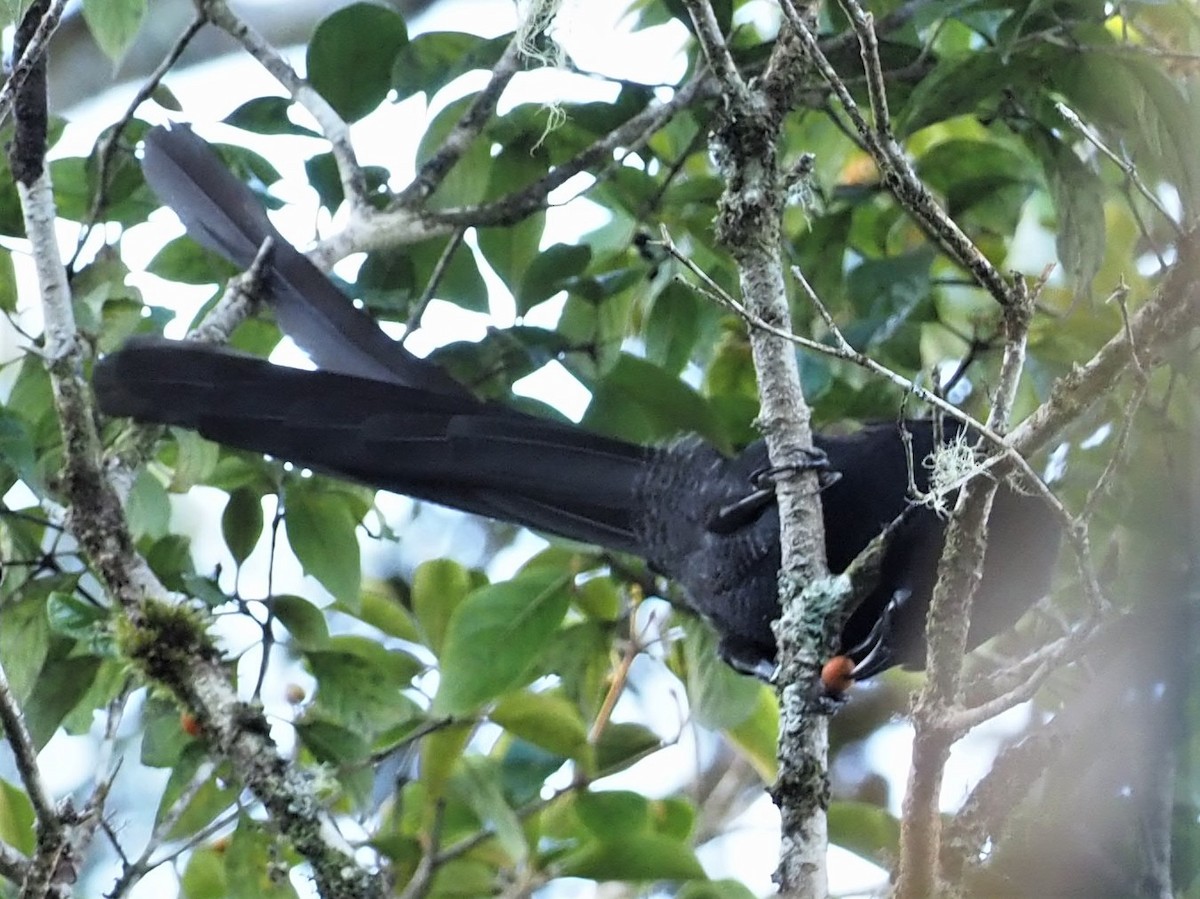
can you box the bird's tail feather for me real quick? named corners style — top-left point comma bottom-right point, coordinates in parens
top-left (141, 125), bottom-right (463, 396)
top-left (95, 338), bottom-right (652, 553)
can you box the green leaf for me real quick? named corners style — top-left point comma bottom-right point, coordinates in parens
top-left (516, 243), bottom-right (592, 315)
top-left (307, 3), bottom-right (408, 122)
top-left (145, 236), bottom-right (238, 285)
top-left (0, 407), bottom-right (38, 488)
top-left (684, 625), bottom-right (762, 731)
top-left (828, 801), bottom-right (901, 867)
top-left (271, 594), bottom-right (329, 650)
top-left (558, 831), bottom-right (706, 881)
top-left (449, 757), bottom-right (527, 863)
top-left (1033, 135), bottom-right (1105, 298)
top-left (225, 817), bottom-right (302, 899)
top-left (45, 592), bottom-right (106, 642)
top-left (434, 570), bottom-right (571, 715)
top-left (168, 428), bottom-right (221, 492)
top-left (224, 97), bottom-right (319, 137)
top-left (82, 0), bottom-right (146, 64)
top-left (305, 636), bottom-right (422, 734)
top-left (582, 354), bottom-right (723, 446)
top-left (477, 213), bottom-right (546, 294)
top-left (358, 236), bottom-right (488, 316)
top-left (392, 31), bottom-right (511, 101)
top-left (677, 880), bottom-right (758, 899)
top-left (414, 95), bottom-right (492, 207)
top-left (126, 467), bottom-right (171, 540)
top-left (593, 722), bottom-right (661, 775)
top-left (0, 594), bottom-right (50, 702)
top-left (284, 480), bottom-right (362, 606)
top-left (573, 576), bottom-right (621, 621)
top-left (161, 755), bottom-right (239, 842)
top-left (345, 582), bottom-right (421, 643)
top-left (0, 247), bottom-right (16, 312)
top-left (141, 699), bottom-right (194, 768)
top-left (900, 49), bottom-right (1026, 135)
top-left (25, 654), bottom-right (104, 748)
top-left (294, 718), bottom-right (371, 765)
top-left (420, 722), bottom-right (473, 801)
top-left (490, 690), bottom-right (589, 759)
top-left (498, 739), bottom-right (565, 805)
top-left (723, 686), bottom-right (779, 783)
top-left (410, 558), bottom-right (472, 653)
top-left (222, 487), bottom-right (264, 565)
top-left (645, 280), bottom-right (704, 375)
top-left (181, 845), bottom-right (226, 899)
top-left (575, 790), bottom-right (650, 836)
top-left (0, 780), bottom-right (34, 855)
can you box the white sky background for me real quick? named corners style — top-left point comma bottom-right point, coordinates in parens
top-left (17, 0), bottom-right (1033, 896)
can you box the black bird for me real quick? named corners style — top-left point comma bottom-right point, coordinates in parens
top-left (93, 126), bottom-right (1061, 681)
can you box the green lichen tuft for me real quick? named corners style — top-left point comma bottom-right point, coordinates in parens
top-left (117, 599), bottom-right (220, 687)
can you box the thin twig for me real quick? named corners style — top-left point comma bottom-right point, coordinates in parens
top-left (403, 228), bottom-right (467, 340)
top-left (68, 11), bottom-right (209, 272)
top-left (680, 0), bottom-right (747, 99)
top-left (0, 659), bottom-right (58, 832)
top-left (200, 0), bottom-right (365, 209)
top-left (779, 0), bottom-right (1019, 308)
top-left (394, 36), bottom-right (525, 207)
top-left (1055, 101), bottom-right (1181, 236)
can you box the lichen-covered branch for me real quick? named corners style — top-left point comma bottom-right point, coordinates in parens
top-left (681, 1), bottom-right (831, 894)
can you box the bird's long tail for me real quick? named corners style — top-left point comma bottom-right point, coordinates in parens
top-left (95, 337), bottom-right (654, 554)
top-left (141, 125), bottom-right (463, 395)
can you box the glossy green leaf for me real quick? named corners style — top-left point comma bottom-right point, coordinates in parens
top-left (477, 213), bottom-right (546, 294)
top-left (305, 636), bottom-right (421, 734)
top-left (82, 0), bottom-right (145, 63)
top-left (414, 95), bottom-right (492, 207)
top-left (1034, 135), bottom-right (1105, 298)
top-left (558, 831), bottom-right (706, 881)
top-left (583, 354), bottom-right (722, 446)
top-left (271, 594), bottom-right (329, 650)
top-left (449, 756), bottom-right (527, 862)
top-left (146, 236), bottom-right (238, 285)
top-left (0, 595), bottom-right (50, 702)
top-left (346, 582), bottom-right (421, 643)
top-left (307, 3), bottom-right (408, 122)
top-left (411, 558), bottom-right (473, 653)
top-left (576, 790), bottom-right (650, 836)
top-left (593, 722), bottom-right (661, 775)
top-left (168, 428), bottom-right (222, 492)
top-left (434, 570), bottom-right (571, 715)
top-left (0, 248), bottom-right (16, 312)
top-left (45, 591), bottom-right (106, 642)
top-left (225, 817), bottom-right (302, 899)
top-left (295, 718), bottom-right (371, 765)
top-left (490, 690), bottom-right (589, 759)
top-left (222, 487), bottom-right (264, 565)
top-left (180, 846), bottom-right (226, 899)
top-left (573, 576), bottom-right (621, 622)
top-left (677, 879), bottom-right (758, 899)
top-left (684, 625), bottom-right (762, 731)
top-left (828, 801), bottom-right (901, 867)
top-left (25, 654), bottom-right (102, 747)
top-left (0, 780), bottom-right (34, 855)
top-left (127, 467), bottom-right (171, 540)
top-left (284, 480), bottom-right (362, 606)
top-left (516, 243), bottom-right (592, 314)
top-left (224, 97), bottom-right (319, 137)
top-left (392, 31), bottom-right (511, 101)
top-left (723, 686), bottom-right (779, 783)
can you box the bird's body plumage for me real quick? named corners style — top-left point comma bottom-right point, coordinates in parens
top-left (94, 126), bottom-right (1062, 677)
